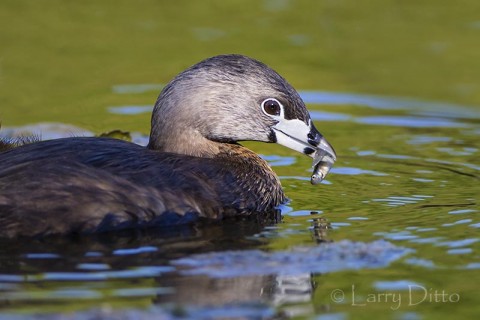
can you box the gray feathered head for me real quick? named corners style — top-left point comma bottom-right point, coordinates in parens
top-left (149, 54), bottom-right (335, 173)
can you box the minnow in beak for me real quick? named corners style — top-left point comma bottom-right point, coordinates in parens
top-left (272, 119), bottom-right (336, 184)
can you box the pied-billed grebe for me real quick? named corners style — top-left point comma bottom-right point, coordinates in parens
top-left (0, 54), bottom-right (336, 238)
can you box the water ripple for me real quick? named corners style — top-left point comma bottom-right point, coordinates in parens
top-left (437, 238), bottom-right (479, 248)
top-left (332, 167), bottom-right (388, 176)
top-left (374, 280), bottom-right (423, 291)
top-left (107, 105), bottom-right (152, 115)
top-left (404, 258), bottom-right (436, 268)
top-left (372, 195), bottom-right (428, 207)
top-left (262, 154), bottom-right (296, 166)
top-left (449, 209), bottom-right (477, 214)
top-left (407, 135), bottom-right (453, 145)
top-left (112, 84), bottom-right (163, 94)
top-left (299, 91), bottom-right (480, 119)
top-left (355, 116), bottom-right (469, 128)
top-left (447, 248), bottom-right (473, 255)
top-left (113, 246), bottom-right (158, 255)
top-left (173, 240), bottom-right (412, 277)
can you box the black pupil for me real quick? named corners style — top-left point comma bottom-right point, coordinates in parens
top-left (264, 100), bottom-right (280, 116)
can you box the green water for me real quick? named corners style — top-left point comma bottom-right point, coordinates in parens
top-left (0, 1), bottom-right (479, 319)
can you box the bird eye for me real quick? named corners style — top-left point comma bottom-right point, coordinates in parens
top-left (261, 98), bottom-right (282, 117)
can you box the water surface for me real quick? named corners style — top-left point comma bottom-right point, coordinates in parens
top-left (1, 89), bottom-right (478, 319)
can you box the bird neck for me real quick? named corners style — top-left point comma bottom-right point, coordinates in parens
top-left (147, 127), bottom-right (221, 158)
top-left (216, 143), bottom-right (283, 190)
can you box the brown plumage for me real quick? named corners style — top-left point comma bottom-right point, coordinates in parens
top-left (0, 54), bottom-right (335, 238)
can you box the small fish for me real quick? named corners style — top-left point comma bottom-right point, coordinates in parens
top-left (311, 149), bottom-right (336, 185)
